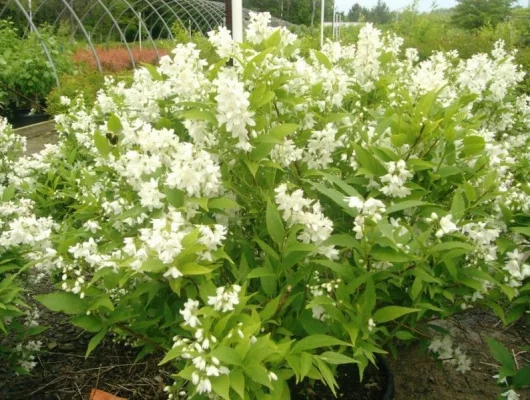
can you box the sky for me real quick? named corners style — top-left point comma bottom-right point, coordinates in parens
top-left (335, 0), bottom-right (528, 12)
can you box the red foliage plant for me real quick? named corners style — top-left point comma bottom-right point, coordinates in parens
top-left (73, 47), bottom-right (167, 72)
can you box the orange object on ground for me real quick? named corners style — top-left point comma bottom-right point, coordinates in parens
top-left (89, 389), bottom-right (127, 400)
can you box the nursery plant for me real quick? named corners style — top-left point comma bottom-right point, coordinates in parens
top-left (0, 117), bottom-right (54, 374)
top-left (0, 20), bottom-right (73, 115)
top-left (13, 12), bottom-right (530, 399)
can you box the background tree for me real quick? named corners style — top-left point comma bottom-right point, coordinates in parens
top-left (451, 0), bottom-right (516, 30)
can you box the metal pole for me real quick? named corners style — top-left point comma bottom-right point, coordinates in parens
top-left (332, 0), bottom-right (335, 40)
top-left (320, 0), bottom-right (325, 48)
top-left (139, 11), bottom-right (142, 49)
top-left (232, 0), bottom-right (243, 42)
top-left (225, 0), bottom-right (232, 31)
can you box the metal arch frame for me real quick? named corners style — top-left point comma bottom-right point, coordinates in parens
top-left (55, 0), bottom-right (103, 72)
top-left (101, 0), bottom-right (166, 59)
top-left (161, 0), bottom-right (206, 35)
top-left (127, 0), bottom-right (175, 45)
top-left (83, 0), bottom-right (136, 68)
top-left (180, 0), bottom-right (225, 32)
top-left (129, 1), bottom-right (175, 42)
top-left (171, 0), bottom-right (218, 32)
top-left (89, 0), bottom-right (160, 55)
top-left (114, 0), bottom-right (180, 45)
top-left (2, 0), bottom-right (60, 87)
top-left (138, 1), bottom-right (192, 40)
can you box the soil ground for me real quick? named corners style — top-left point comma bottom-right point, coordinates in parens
top-left (0, 132), bottom-right (527, 400)
top-left (387, 311), bottom-right (530, 400)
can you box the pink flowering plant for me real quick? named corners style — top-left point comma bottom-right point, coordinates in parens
top-left (17, 13), bottom-right (530, 399)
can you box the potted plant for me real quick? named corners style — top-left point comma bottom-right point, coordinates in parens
top-left (12, 13), bottom-right (528, 399)
top-left (0, 20), bottom-right (73, 127)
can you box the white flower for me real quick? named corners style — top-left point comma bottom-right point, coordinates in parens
top-left (501, 390), bottom-right (520, 400)
top-left (368, 318), bottom-right (376, 332)
top-left (380, 160), bottom-right (413, 198)
top-left (214, 69), bottom-right (255, 151)
top-left (180, 299), bottom-right (201, 328)
top-left (345, 196), bottom-right (364, 211)
top-left (207, 285), bottom-right (241, 312)
top-left (435, 215), bottom-right (458, 238)
top-left (163, 267), bottom-right (183, 280)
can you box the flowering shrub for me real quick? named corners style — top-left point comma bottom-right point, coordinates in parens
top-left (24, 12), bottom-right (530, 398)
top-left (73, 47), bottom-right (167, 72)
top-left (0, 118), bottom-right (53, 373)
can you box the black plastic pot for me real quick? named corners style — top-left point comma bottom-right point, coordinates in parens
top-left (10, 109), bottom-right (50, 129)
top-left (291, 354), bottom-right (395, 400)
top-left (379, 355), bottom-right (395, 400)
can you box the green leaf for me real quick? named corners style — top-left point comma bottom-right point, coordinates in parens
top-left (165, 188), bottom-right (185, 208)
top-left (245, 363), bottom-right (273, 389)
top-left (86, 328), bottom-right (107, 357)
top-left (230, 370), bottom-right (245, 399)
top-left (266, 200), bottom-right (285, 247)
top-left (140, 258), bottom-right (166, 273)
top-left (463, 135), bottom-right (485, 156)
top-left (270, 123), bottom-right (298, 139)
top-left (94, 131), bottom-right (111, 157)
top-left (291, 335), bottom-right (351, 353)
top-left (313, 50), bottom-right (333, 69)
top-left (89, 295), bottom-right (114, 312)
top-left (1, 185), bottom-right (15, 202)
top-left (371, 246), bottom-right (414, 263)
top-left (513, 365), bottom-right (530, 389)
top-left (395, 330), bottom-right (415, 340)
top-left (510, 226), bottom-right (530, 237)
top-left (373, 306), bottom-right (420, 323)
top-left (180, 263), bottom-right (212, 276)
top-left (255, 90), bottom-right (276, 109)
top-left (386, 200), bottom-right (430, 214)
top-left (250, 141), bottom-right (277, 161)
top-left (71, 314), bottom-right (104, 333)
top-left (264, 29), bottom-right (282, 48)
top-left (211, 346), bottom-right (243, 366)
top-left (107, 114), bottom-right (122, 133)
top-left (35, 292), bottom-right (86, 315)
top-left (309, 181), bottom-right (357, 217)
top-left (429, 241), bottom-right (474, 253)
top-left (260, 294), bottom-right (281, 321)
top-left (159, 347), bottom-right (181, 365)
top-left (247, 266), bottom-right (275, 279)
top-left (209, 197), bottom-right (239, 210)
top-left (486, 337), bottom-right (515, 370)
top-left (211, 374), bottom-right (230, 400)
top-left (451, 190), bottom-right (466, 220)
top-left (319, 351), bottom-right (358, 365)
top-left (181, 109), bottom-right (217, 125)
top-left (353, 145), bottom-right (386, 176)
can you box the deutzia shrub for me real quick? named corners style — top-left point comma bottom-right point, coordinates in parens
top-left (19, 15), bottom-right (530, 398)
top-left (0, 118), bottom-right (52, 374)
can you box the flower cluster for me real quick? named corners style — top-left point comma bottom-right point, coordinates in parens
top-left (379, 160), bottom-right (413, 198)
top-left (429, 336), bottom-right (472, 374)
top-left (275, 184), bottom-right (336, 258)
top-left (345, 196), bottom-right (386, 240)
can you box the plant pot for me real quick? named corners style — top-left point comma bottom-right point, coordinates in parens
top-left (291, 355), bottom-right (394, 400)
top-left (10, 108), bottom-right (50, 129)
